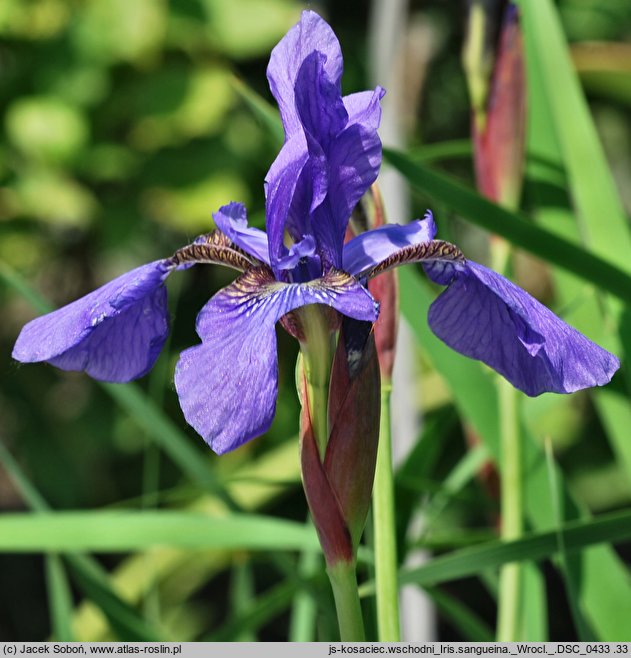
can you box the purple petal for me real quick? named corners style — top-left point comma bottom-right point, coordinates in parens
top-left (264, 134), bottom-right (309, 276)
top-left (13, 261), bottom-right (172, 382)
top-left (325, 87), bottom-right (385, 234)
top-left (288, 157), bottom-right (324, 238)
top-left (175, 267), bottom-right (378, 454)
top-left (428, 261), bottom-right (620, 395)
top-left (343, 87), bottom-right (386, 130)
top-left (326, 122), bottom-right (382, 250)
top-left (267, 10), bottom-right (343, 140)
top-left (343, 215), bottom-right (437, 275)
top-left (295, 51), bottom-right (348, 153)
top-left (212, 202), bottom-right (270, 265)
top-left (275, 234), bottom-right (317, 272)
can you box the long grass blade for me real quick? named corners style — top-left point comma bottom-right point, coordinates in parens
top-left (0, 511), bottom-right (319, 552)
top-left (45, 555), bottom-right (75, 641)
top-left (399, 508), bottom-right (631, 588)
top-left (519, 0), bottom-right (631, 273)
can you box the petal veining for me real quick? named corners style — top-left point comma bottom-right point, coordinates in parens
top-left (175, 266), bottom-right (378, 453)
top-left (427, 261), bottom-right (620, 395)
top-left (13, 261), bottom-right (172, 382)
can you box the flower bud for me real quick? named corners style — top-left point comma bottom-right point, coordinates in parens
top-left (299, 318), bottom-right (381, 565)
top-left (469, 3), bottom-right (526, 207)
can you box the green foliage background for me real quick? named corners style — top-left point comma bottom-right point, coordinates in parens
top-left (1, 0), bottom-right (631, 642)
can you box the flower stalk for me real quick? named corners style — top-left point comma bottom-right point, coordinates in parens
top-left (372, 382), bottom-right (401, 641)
top-left (358, 184), bottom-right (402, 641)
top-left (299, 313), bottom-right (381, 639)
top-left (496, 371), bottom-right (523, 641)
top-left (327, 561), bottom-right (366, 641)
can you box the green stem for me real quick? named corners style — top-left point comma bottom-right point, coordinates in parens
top-left (298, 305), bottom-right (365, 640)
top-left (493, 240), bottom-right (523, 642)
top-left (327, 561), bottom-right (366, 641)
top-left (372, 382), bottom-right (401, 641)
top-left (496, 378), bottom-right (523, 641)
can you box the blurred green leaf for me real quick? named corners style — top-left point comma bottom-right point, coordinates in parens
top-left (424, 587), bottom-right (494, 641)
top-left (519, 0), bottom-right (631, 275)
top-left (130, 67), bottom-right (234, 150)
top-left (201, 0), bottom-right (299, 59)
top-left (231, 76), bottom-right (284, 147)
top-left (13, 169), bottom-right (97, 226)
top-left (45, 555), bottom-right (75, 642)
top-left (0, 0), bottom-right (70, 40)
top-left (6, 97), bottom-right (88, 165)
top-left (65, 555), bottom-right (163, 642)
top-left (0, 441), bottom-right (163, 641)
top-left (142, 175), bottom-right (249, 232)
top-left (206, 580), bottom-right (298, 641)
top-left (71, 0), bottom-right (166, 64)
top-left (0, 511), bottom-right (319, 552)
top-left (518, 565), bottom-right (547, 641)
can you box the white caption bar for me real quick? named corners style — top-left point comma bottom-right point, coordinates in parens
top-left (0, 643), bottom-right (629, 658)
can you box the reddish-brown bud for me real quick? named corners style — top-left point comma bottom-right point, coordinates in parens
top-left (351, 184), bottom-right (399, 383)
top-left (471, 4), bottom-right (526, 207)
top-left (300, 382), bottom-right (354, 564)
top-left (326, 321), bottom-right (381, 548)
top-left (299, 320), bottom-right (381, 565)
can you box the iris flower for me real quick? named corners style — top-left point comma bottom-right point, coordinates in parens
top-left (13, 11), bottom-right (619, 455)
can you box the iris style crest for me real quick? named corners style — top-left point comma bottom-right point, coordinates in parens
top-left (12, 11), bottom-right (619, 454)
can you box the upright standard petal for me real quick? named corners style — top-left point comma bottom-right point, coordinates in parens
top-left (295, 52), bottom-right (348, 154)
top-left (212, 202), bottom-right (270, 265)
top-left (13, 261), bottom-right (172, 382)
top-left (343, 87), bottom-right (385, 129)
top-left (265, 11), bottom-right (385, 273)
top-left (428, 261), bottom-right (620, 395)
top-left (264, 133), bottom-right (309, 277)
top-left (174, 266), bottom-right (378, 454)
top-left (267, 10), bottom-right (343, 139)
top-left (323, 107), bottom-right (384, 262)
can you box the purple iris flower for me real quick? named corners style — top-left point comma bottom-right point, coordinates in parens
top-left (12, 11), bottom-right (619, 455)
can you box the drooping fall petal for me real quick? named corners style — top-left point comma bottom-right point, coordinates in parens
top-left (175, 267), bottom-right (378, 454)
top-left (428, 261), bottom-right (620, 395)
top-left (13, 261), bottom-right (172, 383)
